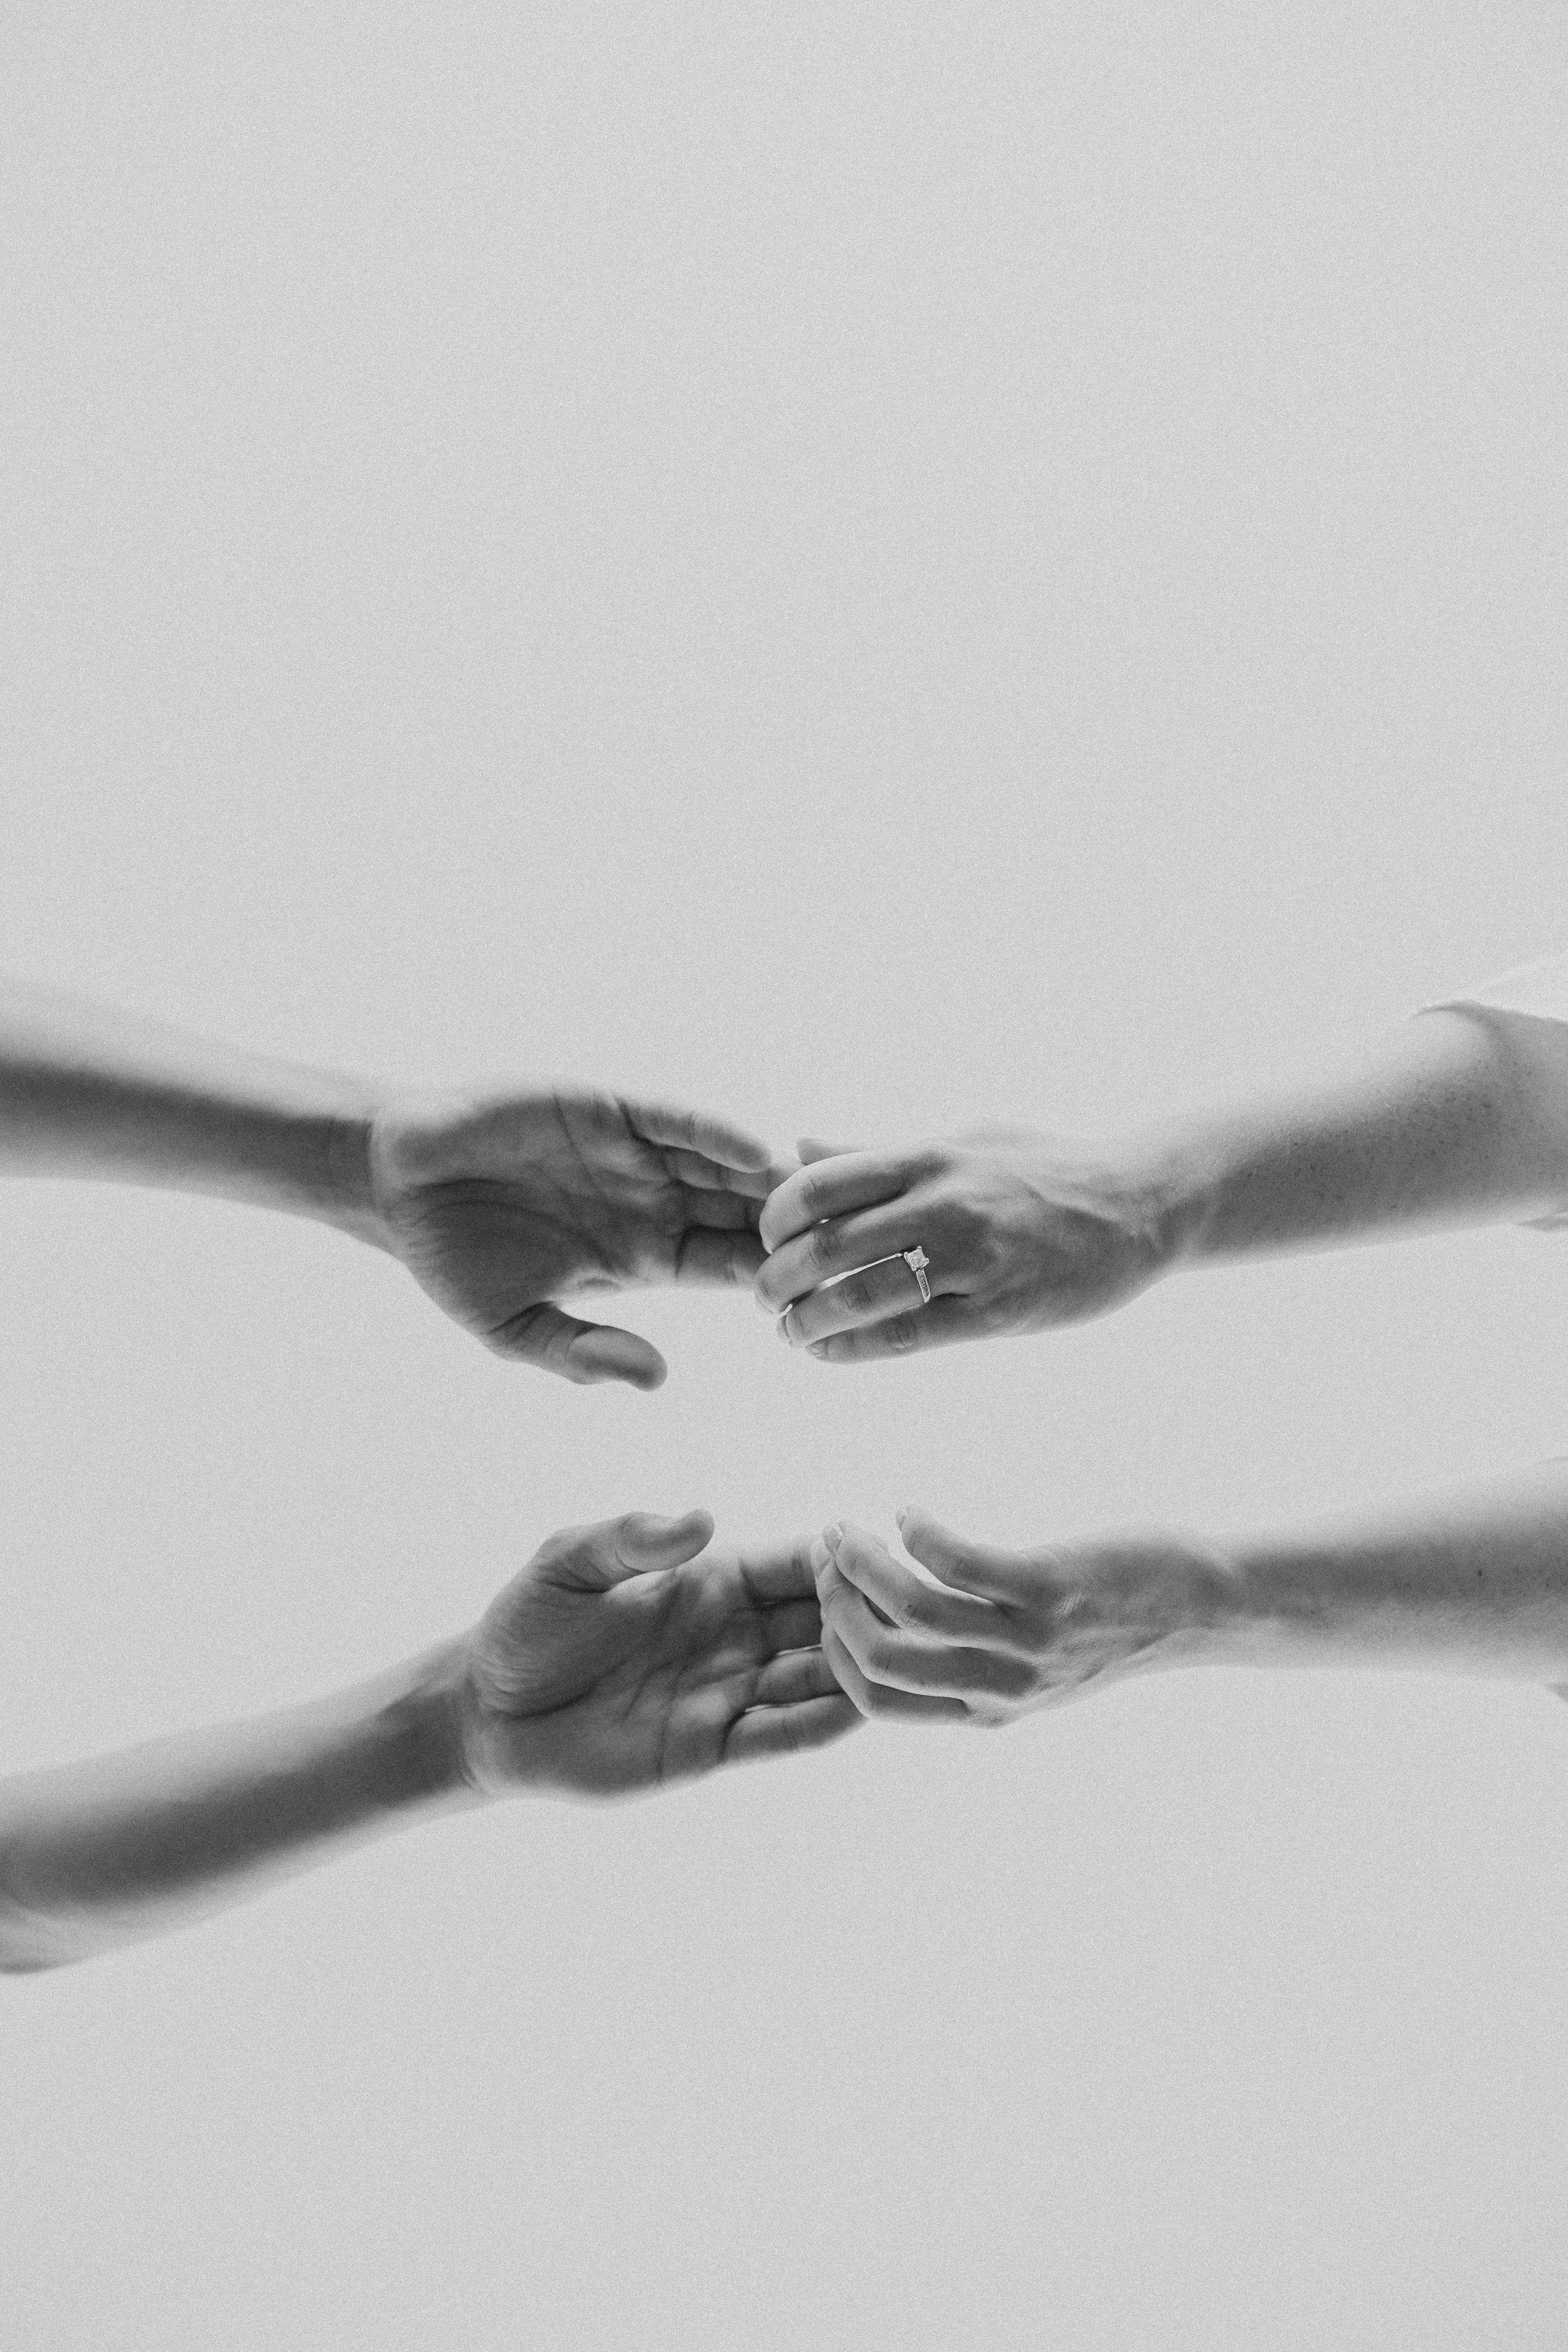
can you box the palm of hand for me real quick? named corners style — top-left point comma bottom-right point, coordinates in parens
top-left (460, 1517), bottom-right (851, 1796)
top-left (369, 1089), bottom-right (781, 1386)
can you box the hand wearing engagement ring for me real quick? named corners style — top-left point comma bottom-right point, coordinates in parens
top-left (756, 1125), bottom-right (1174, 1364)
top-left (775, 1242), bottom-right (935, 1351)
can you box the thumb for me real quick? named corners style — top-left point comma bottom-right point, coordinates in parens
top-left (489, 1303), bottom-right (668, 1391)
top-left (609, 1508), bottom-right (715, 1580)
top-left (538, 1508), bottom-right (714, 1593)
top-left (797, 1136), bottom-right (863, 1165)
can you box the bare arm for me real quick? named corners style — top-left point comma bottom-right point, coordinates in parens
top-left (0, 976), bottom-right (792, 1386)
top-left (1162, 1005), bottom-right (1568, 1268)
top-left (0, 977), bottom-right (383, 1242)
top-left (1221, 1455), bottom-right (1568, 1687)
top-left (757, 1000), bottom-right (1568, 1362)
top-left (813, 1461), bottom-right (1568, 1727)
top-left (1, 1513), bottom-right (856, 1971)
top-left (0, 1648), bottom-right (475, 1971)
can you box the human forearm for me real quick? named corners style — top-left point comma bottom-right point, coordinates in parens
top-left (0, 1641), bottom-right (483, 1971)
top-left (758, 1001), bottom-right (1568, 1364)
top-left (819, 1467), bottom-right (1568, 1727)
top-left (0, 978), bottom-right (386, 1244)
top-left (1146, 1005), bottom-right (1568, 1271)
top-left (1216, 1457), bottom-right (1568, 1683)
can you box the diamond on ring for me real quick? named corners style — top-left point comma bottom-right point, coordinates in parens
top-left (903, 1246), bottom-right (931, 1305)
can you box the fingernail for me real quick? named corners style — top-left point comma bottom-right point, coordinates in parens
top-left (824, 1523), bottom-right (844, 1551)
top-left (775, 1309), bottom-right (793, 1342)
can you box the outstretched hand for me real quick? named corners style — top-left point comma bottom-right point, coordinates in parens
top-left (450, 1510), bottom-right (861, 1797)
top-left (368, 1088), bottom-right (795, 1388)
top-left (756, 1129), bottom-right (1175, 1364)
top-left (813, 1507), bottom-right (1242, 1725)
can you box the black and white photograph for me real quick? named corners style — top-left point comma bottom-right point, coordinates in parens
top-left (4, 9), bottom-right (1567, 2348)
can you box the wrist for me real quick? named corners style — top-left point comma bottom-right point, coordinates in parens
top-left (389, 1638), bottom-right (495, 1810)
top-left (1109, 1130), bottom-right (1216, 1279)
top-left (1164, 1534), bottom-right (1258, 1664)
top-left (318, 1094), bottom-right (389, 1249)
top-left (1213, 1537), bottom-right (1360, 1668)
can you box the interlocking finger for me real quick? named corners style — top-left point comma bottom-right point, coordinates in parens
top-left (674, 1228), bottom-right (767, 1286)
top-left (723, 1692), bottom-right (862, 1763)
top-left (733, 1536), bottom-right (819, 1606)
top-left (679, 1186), bottom-right (757, 1231)
top-left (821, 1615), bottom-right (972, 1722)
top-left (825, 1522), bottom-right (1015, 1646)
top-left (778, 1253), bottom-right (938, 1345)
top-left (825, 1584), bottom-right (1029, 1706)
top-left (758, 1149), bottom-right (926, 1254)
top-left (750, 1646), bottom-right (842, 1708)
top-left (755, 1202), bottom-right (935, 1313)
top-left (759, 1597), bottom-right (824, 1655)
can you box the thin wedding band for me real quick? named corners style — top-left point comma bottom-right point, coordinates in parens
top-left (835, 1246), bottom-right (933, 1305)
top-left (776, 1244), bottom-right (933, 1331)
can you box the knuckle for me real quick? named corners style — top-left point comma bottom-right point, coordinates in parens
top-left (808, 1222), bottom-right (844, 1275)
top-left (996, 1655), bottom-right (1039, 1702)
top-left (839, 1274), bottom-right (875, 1317)
top-left (885, 1313), bottom-right (921, 1355)
top-left (862, 1632), bottom-right (896, 1677)
top-left (941, 1193), bottom-right (988, 1253)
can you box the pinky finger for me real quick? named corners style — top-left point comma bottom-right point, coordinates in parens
top-left (724, 1692), bottom-right (863, 1762)
top-left (806, 1296), bottom-right (980, 1365)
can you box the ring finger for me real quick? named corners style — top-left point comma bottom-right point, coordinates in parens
top-left (755, 1199), bottom-right (936, 1316)
top-left (780, 1251), bottom-right (938, 1346)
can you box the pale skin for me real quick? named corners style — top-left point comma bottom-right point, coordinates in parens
top-left (755, 1004), bottom-right (1568, 1359)
top-left (0, 977), bottom-right (796, 1389)
top-left (1, 1512), bottom-right (858, 1971)
top-left (814, 1464), bottom-right (1568, 1727)
top-left (761, 996), bottom-right (1568, 1715)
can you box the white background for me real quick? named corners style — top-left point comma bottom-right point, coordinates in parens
top-left (4, 8), bottom-right (1568, 2346)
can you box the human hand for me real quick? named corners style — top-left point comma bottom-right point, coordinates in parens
top-left (448, 1510), bottom-right (861, 1798)
top-left (812, 1507), bottom-right (1243, 1725)
top-left (754, 1129), bottom-right (1177, 1364)
top-left (368, 1088), bottom-right (794, 1388)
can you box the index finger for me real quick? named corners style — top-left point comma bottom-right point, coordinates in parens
top-left (758, 1148), bottom-right (923, 1253)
